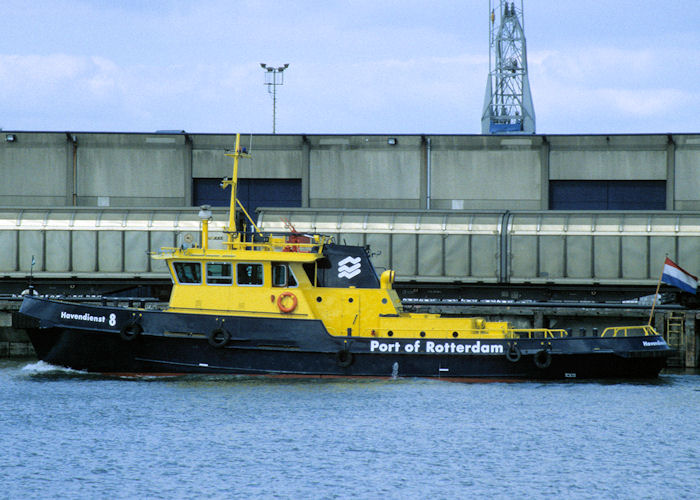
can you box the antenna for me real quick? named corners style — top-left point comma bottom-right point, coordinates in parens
top-left (259, 63), bottom-right (290, 134)
top-left (481, 1), bottom-right (536, 134)
top-left (22, 255), bottom-right (38, 296)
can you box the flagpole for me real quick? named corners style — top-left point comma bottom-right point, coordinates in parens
top-left (647, 260), bottom-right (665, 326)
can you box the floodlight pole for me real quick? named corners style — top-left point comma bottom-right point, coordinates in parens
top-left (260, 63), bottom-right (289, 134)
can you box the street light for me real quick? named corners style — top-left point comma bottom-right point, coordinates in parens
top-left (259, 63), bottom-right (289, 134)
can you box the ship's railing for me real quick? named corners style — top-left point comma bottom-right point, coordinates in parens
top-left (222, 233), bottom-right (330, 253)
top-left (509, 329), bottom-right (569, 339)
top-left (345, 326), bottom-right (658, 339)
top-left (600, 325), bottom-right (659, 337)
top-left (363, 327), bottom-right (569, 339)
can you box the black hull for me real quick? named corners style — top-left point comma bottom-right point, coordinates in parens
top-left (15, 296), bottom-right (671, 380)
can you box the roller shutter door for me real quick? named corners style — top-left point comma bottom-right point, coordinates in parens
top-left (193, 178), bottom-right (301, 214)
top-left (549, 180), bottom-right (665, 210)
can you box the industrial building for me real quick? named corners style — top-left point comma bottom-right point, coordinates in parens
top-left (1, 131), bottom-right (696, 211)
top-left (0, 130), bottom-right (698, 286)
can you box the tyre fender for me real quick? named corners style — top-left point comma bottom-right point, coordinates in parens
top-left (533, 349), bottom-right (552, 369)
top-left (505, 343), bottom-right (521, 363)
top-left (208, 328), bottom-right (231, 348)
top-left (120, 321), bottom-right (142, 341)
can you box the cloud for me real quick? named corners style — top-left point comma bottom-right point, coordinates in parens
top-left (0, 53), bottom-right (264, 131)
top-left (281, 53), bottom-right (489, 134)
top-left (0, 46), bottom-right (694, 134)
top-left (597, 88), bottom-right (689, 117)
top-left (527, 46), bottom-right (700, 132)
top-left (4, 1), bottom-right (700, 134)
top-left (534, 47), bottom-right (659, 87)
top-left (0, 54), bottom-right (87, 92)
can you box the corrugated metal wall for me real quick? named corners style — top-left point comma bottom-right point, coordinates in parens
top-left (0, 208), bottom-right (227, 278)
top-left (1, 205), bottom-right (698, 286)
top-left (258, 208), bottom-right (700, 285)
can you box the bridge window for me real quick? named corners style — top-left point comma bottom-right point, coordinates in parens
top-left (207, 262), bottom-right (232, 285)
top-left (173, 262), bottom-right (201, 284)
top-left (237, 263), bottom-right (263, 286)
top-left (273, 264), bottom-right (298, 287)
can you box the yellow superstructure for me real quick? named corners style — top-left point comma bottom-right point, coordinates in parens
top-left (156, 241), bottom-right (514, 340)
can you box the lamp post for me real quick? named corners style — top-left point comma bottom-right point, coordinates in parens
top-left (259, 63), bottom-right (289, 134)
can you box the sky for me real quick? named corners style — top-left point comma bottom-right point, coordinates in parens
top-left (2, 0), bottom-right (700, 135)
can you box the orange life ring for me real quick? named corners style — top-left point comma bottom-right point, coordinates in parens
top-left (277, 291), bottom-right (298, 313)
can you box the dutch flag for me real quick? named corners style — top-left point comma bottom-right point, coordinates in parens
top-left (661, 258), bottom-right (697, 295)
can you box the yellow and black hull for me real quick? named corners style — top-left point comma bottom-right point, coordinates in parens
top-left (14, 296), bottom-right (671, 380)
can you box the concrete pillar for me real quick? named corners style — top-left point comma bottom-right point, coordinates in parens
top-left (685, 313), bottom-right (697, 368)
top-left (419, 136), bottom-right (428, 209)
top-left (653, 311), bottom-right (665, 338)
top-left (540, 136), bottom-right (550, 210)
top-left (184, 135), bottom-right (193, 206)
top-left (533, 310), bottom-right (544, 329)
top-left (666, 134), bottom-right (675, 210)
top-left (65, 133), bottom-right (75, 206)
top-left (301, 136), bottom-right (310, 207)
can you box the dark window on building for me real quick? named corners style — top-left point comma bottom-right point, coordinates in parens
top-left (193, 178), bottom-right (302, 216)
top-left (549, 180), bottom-right (666, 210)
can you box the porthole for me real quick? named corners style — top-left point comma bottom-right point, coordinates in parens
top-left (348, 297), bottom-right (354, 303)
top-left (452, 331), bottom-right (459, 338)
top-left (420, 331), bottom-right (426, 337)
top-left (381, 298), bottom-right (387, 304)
top-left (316, 297), bottom-right (322, 302)
top-left (387, 331), bottom-right (394, 337)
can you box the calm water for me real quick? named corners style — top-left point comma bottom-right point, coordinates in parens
top-left (1, 360), bottom-right (699, 500)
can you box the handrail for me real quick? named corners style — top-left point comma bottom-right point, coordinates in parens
top-left (224, 233), bottom-right (329, 252)
top-left (508, 328), bottom-right (569, 339)
top-left (156, 234), bottom-right (331, 256)
top-left (225, 240), bottom-right (323, 253)
top-left (600, 325), bottom-right (659, 337)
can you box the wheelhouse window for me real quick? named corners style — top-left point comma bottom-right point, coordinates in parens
top-left (272, 263), bottom-right (298, 287)
top-left (173, 262), bottom-right (202, 284)
top-left (237, 263), bottom-right (263, 286)
top-left (207, 262), bottom-right (232, 285)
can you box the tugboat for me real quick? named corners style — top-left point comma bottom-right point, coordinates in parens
top-left (13, 135), bottom-right (672, 379)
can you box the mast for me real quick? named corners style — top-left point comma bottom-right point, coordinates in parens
top-left (222, 134), bottom-right (249, 245)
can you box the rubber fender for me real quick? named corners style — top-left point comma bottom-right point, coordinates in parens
top-left (533, 349), bottom-right (552, 369)
top-left (120, 321), bottom-right (143, 341)
top-left (208, 328), bottom-right (231, 348)
top-left (505, 343), bottom-right (521, 363)
top-left (336, 350), bottom-right (354, 368)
